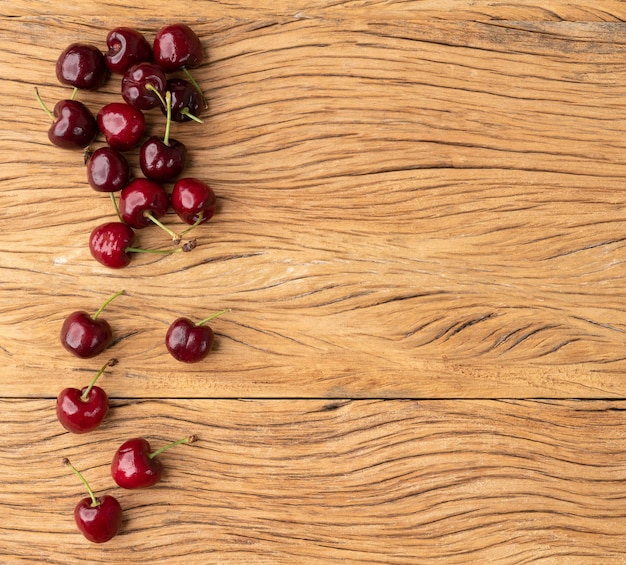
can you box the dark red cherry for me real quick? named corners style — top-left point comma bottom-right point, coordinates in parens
top-left (139, 137), bottom-right (186, 182)
top-left (105, 27), bottom-right (153, 74)
top-left (60, 291), bottom-right (123, 358)
top-left (121, 62), bottom-right (166, 110)
top-left (111, 435), bottom-right (197, 489)
top-left (171, 177), bottom-right (216, 225)
top-left (36, 88), bottom-right (98, 150)
top-left (64, 459), bottom-right (123, 544)
top-left (163, 78), bottom-right (202, 122)
top-left (119, 178), bottom-right (169, 229)
top-left (165, 310), bottom-right (228, 363)
top-left (97, 102), bottom-right (145, 152)
top-left (56, 43), bottom-right (107, 90)
top-left (89, 222), bottom-right (136, 269)
top-left (86, 147), bottom-right (130, 192)
top-left (56, 358), bottom-right (117, 433)
top-left (153, 23), bottom-right (203, 72)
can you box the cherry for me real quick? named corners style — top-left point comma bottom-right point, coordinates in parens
top-left (35, 88), bottom-right (97, 150)
top-left (64, 458), bottom-right (122, 543)
top-left (56, 358), bottom-right (117, 434)
top-left (85, 147), bottom-right (130, 192)
top-left (171, 177), bottom-right (216, 231)
top-left (97, 102), bottom-right (145, 152)
top-left (139, 91), bottom-right (187, 182)
top-left (119, 178), bottom-right (170, 230)
top-left (89, 221), bottom-right (195, 268)
top-left (153, 23), bottom-right (203, 73)
top-left (60, 290), bottom-right (124, 358)
top-left (56, 43), bottom-right (107, 90)
top-left (111, 435), bottom-right (197, 489)
top-left (121, 62), bottom-right (166, 110)
top-left (163, 78), bottom-right (203, 123)
top-left (165, 309), bottom-right (228, 363)
top-left (105, 27), bottom-right (153, 74)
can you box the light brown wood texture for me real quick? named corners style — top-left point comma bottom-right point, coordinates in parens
top-left (2, 2), bottom-right (626, 563)
top-left (2, 399), bottom-right (626, 564)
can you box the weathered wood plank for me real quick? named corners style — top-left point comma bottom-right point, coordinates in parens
top-left (1, 17), bottom-right (626, 397)
top-left (1, 399), bottom-right (625, 563)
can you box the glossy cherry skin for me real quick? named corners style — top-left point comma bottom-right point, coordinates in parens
top-left (105, 27), bottom-right (153, 74)
top-left (171, 178), bottom-right (216, 225)
top-left (56, 43), bottom-right (107, 90)
top-left (139, 137), bottom-right (187, 182)
top-left (60, 312), bottom-right (113, 359)
top-left (119, 178), bottom-right (169, 228)
top-left (57, 385), bottom-right (108, 433)
top-left (97, 102), bottom-right (145, 152)
top-left (111, 438), bottom-right (162, 489)
top-left (153, 24), bottom-right (203, 72)
top-left (166, 317), bottom-right (215, 363)
top-left (121, 62), bottom-right (167, 110)
top-left (74, 495), bottom-right (122, 543)
top-left (163, 78), bottom-right (202, 122)
top-left (86, 147), bottom-right (130, 192)
top-left (89, 222), bottom-right (135, 269)
top-left (48, 100), bottom-right (97, 149)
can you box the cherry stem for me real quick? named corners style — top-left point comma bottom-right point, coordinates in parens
top-left (182, 66), bottom-right (208, 109)
top-left (93, 290), bottom-right (124, 321)
top-left (163, 90), bottom-right (172, 146)
top-left (196, 309), bottom-right (229, 327)
top-left (146, 83), bottom-right (167, 109)
top-left (181, 107), bottom-right (203, 124)
top-left (125, 239), bottom-right (197, 255)
top-left (70, 87), bottom-right (78, 101)
top-left (144, 211), bottom-right (180, 243)
top-left (80, 358), bottom-right (118, 402)
top-left (63, 458), bottom-right (98, 508)
top-left (34, 87), bottom-right (54, 120)
top-left (110, 192), bottom-right (122, 222)
top-left (149, 434), bottom-right (198, 460)
top-left (178, 212), bottom-right (204, 238)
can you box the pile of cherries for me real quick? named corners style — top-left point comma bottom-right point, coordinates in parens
top-left (36, 23), bottom-right (217, 268)
top-left (41, 24), bottom-right (226, 544)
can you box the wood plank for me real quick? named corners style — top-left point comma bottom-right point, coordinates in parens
top-left (2, 17), bottom-right (626, 398)
top-left (1, 399), bottom-right (625, 563)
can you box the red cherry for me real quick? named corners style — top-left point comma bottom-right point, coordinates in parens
top-left (105, 27), bottom-right (153, 74)
top-left (56, 43), bottom-right (107, 90)
top-left (121, 62), bottom-right (166, 110)
top-left (35, 88), bottom-right (97, 150)
top-left (56, 358), bottom-right (117, 433)
top-left (97, 102), bottom-right (145, 152)
top-left (89, 221), bottom-right (194, 268)
top-left (165, 310), bottom-right (228, 363)
top-left (85, 147), bottom-right (130, 192)
top-left (119, 178), bottom-right (169, 229)
top-left (163, 78), bottom-right (203, 123)
top-left (60, 290), bottom-right (124, 358)
top-left (171, 177), bottom-right (216, 226)
top-left (139, 137), bottom-right (187, 182)
top-left (64, 458), bottom-right (122, 543)
top-left (153, 23), bottom-right (203, 72)
top-left (111, 435), bottom-right (197, 489)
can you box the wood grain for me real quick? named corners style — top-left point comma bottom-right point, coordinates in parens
top-left (2, 15), bottom-right (626, 397)
top-left (1, 398), bottom-right (625, 564)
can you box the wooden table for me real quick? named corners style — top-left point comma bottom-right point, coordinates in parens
top-left (2, 2), bottom-right (626, 562)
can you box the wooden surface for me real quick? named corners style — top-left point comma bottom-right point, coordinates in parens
top-left (2, 1), bottom-right (626, 562)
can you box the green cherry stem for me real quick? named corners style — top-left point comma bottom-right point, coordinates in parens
top-left (196, 309), bottom-right (230, 327)
top-left (149, 434), bottom-right (198, 460)
top-left (181, 107), bottom-right (203, 123)
top-left (146, 83), bottom-right (167, 110)
top-left (182, 66), bottom-right (208, 109)
top-left (163, 90), bottom-right (172, 146)
top-left (143, 210), bottom-right (181, 243)
top-left (34, 87), bottom-right (54, 120)
top-left (178, 212), bottom-right (204, 238)
top-left (63, 458), bottom-right (98, 508)
top-left (110, 193), bottom-right (123, 222)
top-left (80, 358), bottom-right (118, 402)
top-left (126, 239), bottom-right (197, 255)
top-left (93, 290), bottom-right (124, 320)
top-left (70, 87), bottom-right (78, 101)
